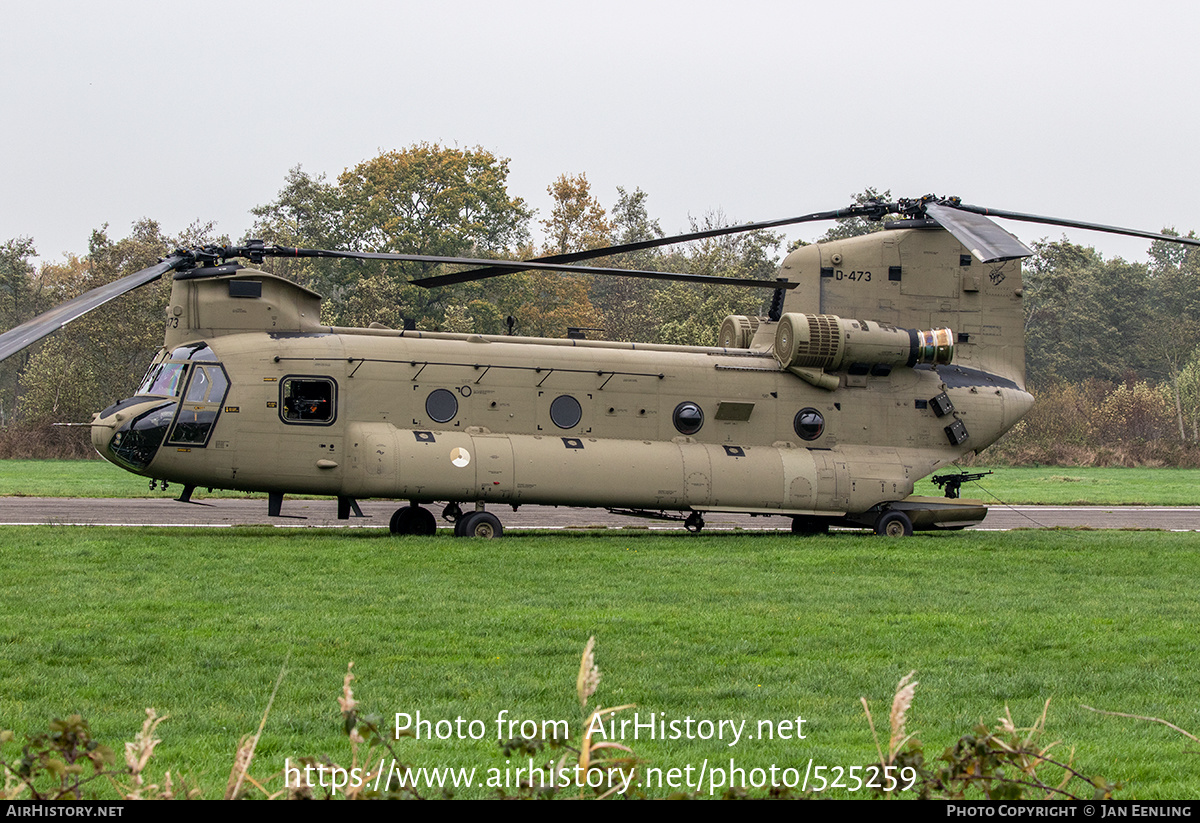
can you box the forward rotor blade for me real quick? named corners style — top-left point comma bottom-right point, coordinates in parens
top-left (0, 254), bottom-right (188, 364)
top-left (944, 202), bottom-right (1200, 249)
top-left (924, 203), bottom-right (1035, 263)
top-left (410, 207), bottom-right (866, 288)
top-left (250, 246), bottom-right (797, 290)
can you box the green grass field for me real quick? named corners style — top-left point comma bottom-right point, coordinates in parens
top-left (0, 459), bottom-right (263, 499)
top-left (2, 527), bottom-right (1199, 799)
top-left (1, 460), bottom-right (1198, 506)
top-left (914, 467), bottom-right (1200, 506)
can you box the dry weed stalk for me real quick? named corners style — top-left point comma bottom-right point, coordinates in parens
top-left (224, 736), bottom-right (256, 800)
top-left (1082, 705), bottom-right (1200, 743)
top-left (862, 675), bottom-right (1113, 800)
top-left (568, 637), bottom-right (638, 799)
top-left (934, 699), bottom-right (1113, 800)
top-left (339, 661), bottom-right (359, 716)
top-left (577, 636), bottom-right (601, 708)
top-left (992, 701), bottom-right (1068, 786)
top-left (332, 661), bottom-right (371, 799)
top-left (862, 669), bottom-right (918, 767)
top-left (224, 658), bottom-right (288, 800)
top-left (339, 661), bottom-right (366, 746)
top-left (2, 712), bottom-right (199, 801)
top-left (888, 671), bottom-right (918, 760)
top-left (293, 660), bottom-right (425, 799)
top-left (120, 708), bottom-right (168, 799)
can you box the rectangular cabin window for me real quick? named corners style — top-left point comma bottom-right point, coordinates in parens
top-left (281, 377), bottom-right (337, 425)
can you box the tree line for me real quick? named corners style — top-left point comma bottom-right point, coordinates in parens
top-left (1, 144), bottom-right (1198, 464)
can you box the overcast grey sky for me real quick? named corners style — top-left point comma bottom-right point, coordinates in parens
top-left (3, 0), bottom-right (1197, 265)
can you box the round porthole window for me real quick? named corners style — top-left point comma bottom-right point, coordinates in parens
top-left (426, 388), bottom-right (458, 423)
top-left (673, 401), bottom-right (704, 435)
top-left (794, 408), bottom-right (825, 441)
top-left (550, 394), bottom-right (583, 429)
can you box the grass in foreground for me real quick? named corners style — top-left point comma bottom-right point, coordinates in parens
top-left (1, 527), bottom-right (1198, 798)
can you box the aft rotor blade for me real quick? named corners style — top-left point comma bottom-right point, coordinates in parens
top-left (945, 202), bottom-right (1200, 249)
top-left (251, 246), bottom-right (797, 290)
top-left (0, 254), bottom-right (188, 364)
top-left (924, 203), bottom-right (1035, 263)
top-left (409, 207), bottom-right (867, 288)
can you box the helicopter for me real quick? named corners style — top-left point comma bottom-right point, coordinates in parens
top-left (1, 195), bottom-right (1196, 537)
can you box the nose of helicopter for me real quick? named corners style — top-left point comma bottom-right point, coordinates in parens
top-left (91, 397), bottom-right (180, 471)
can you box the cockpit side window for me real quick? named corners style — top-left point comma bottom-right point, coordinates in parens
top-left (167, 363), bottom-right (231, 447)
top-left (183, 365), bottom-right (229, 403)
top-left (184, 367), bottom-right (211, 403)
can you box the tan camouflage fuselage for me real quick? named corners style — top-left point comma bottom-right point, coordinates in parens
top-left (92, 225), bottom-right (1032, 528)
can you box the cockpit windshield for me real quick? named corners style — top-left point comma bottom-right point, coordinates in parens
top-left (135, 342), bottom-right (219, 397)
top-left (170, 342), bottom-right (217, 361)
top-left (138, 362), bottom-right (187, 397)
top-left (106, 341), bottom-right (228, 468)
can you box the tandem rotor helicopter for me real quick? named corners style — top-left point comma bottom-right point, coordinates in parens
top-left (2, 195), bottom-right (1196, 537)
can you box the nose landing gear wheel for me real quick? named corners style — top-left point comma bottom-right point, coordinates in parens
top-left (874, 510), bottom-right (913, 537)
top-left (458, 511), bottom-right (503, 538)
top-left (389, 505), bottom-right (438, 536)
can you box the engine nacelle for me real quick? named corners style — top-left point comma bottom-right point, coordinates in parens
top-left (717, 314), bottom-right (759, 349)
top-left (774, 313), bottom-right (953, 372)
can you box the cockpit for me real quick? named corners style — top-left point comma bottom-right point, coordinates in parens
top-left (99, 342), bottom-right (230, 471)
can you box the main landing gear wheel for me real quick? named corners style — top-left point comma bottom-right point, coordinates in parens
top-left (874, 510), bottom-right (913, 537)
top-left (791, 516), bottom-right (830, 535)
top-left (389, 505), bottom-right (437, 536)
top-left (684, 511), bottom-right (705, 533)
top-left (458, 511), bottom-right (503, 538)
